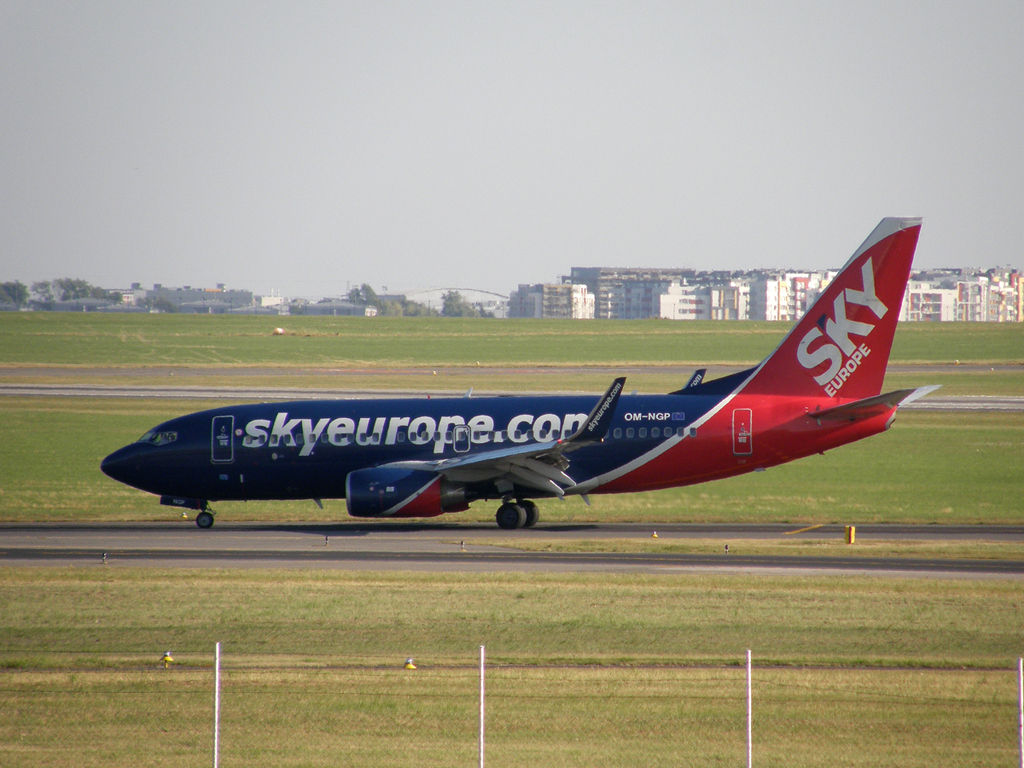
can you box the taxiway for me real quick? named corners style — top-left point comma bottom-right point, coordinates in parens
top-left (2, 522), bottom-right (1021, 577)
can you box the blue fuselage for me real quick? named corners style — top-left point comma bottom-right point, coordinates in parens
top-left (101, 391), bottom-right (722, 502)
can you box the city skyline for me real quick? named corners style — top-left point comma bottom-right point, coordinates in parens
top-left (8, 261), bottom-right (1021, 303)
top-left (8, 260), bottom-right (1021, 326)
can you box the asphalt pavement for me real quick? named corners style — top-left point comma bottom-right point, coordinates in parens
top-left (2, 521), bottom-right (1021, 576)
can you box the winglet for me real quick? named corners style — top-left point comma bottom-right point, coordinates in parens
top-left (669, 368), bottom-right (707, 394)
top-left (566, 377), bottom-right (626, 443)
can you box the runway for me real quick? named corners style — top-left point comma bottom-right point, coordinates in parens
top-left (2, 522), bottom-right (1021, 576)
top-left (1, 382), bottom-right (1022, 410)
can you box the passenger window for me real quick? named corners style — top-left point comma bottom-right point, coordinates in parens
top-left (626, 428), bottom-right (634, 438)
top-left (613, 428), bottom-right (622, 439)
top-left (397, 430), bottom-right (406, 443)
top-left (652, 427), bottom-right (660, 438)
top-left (638, 428), bottom-right (647, 438)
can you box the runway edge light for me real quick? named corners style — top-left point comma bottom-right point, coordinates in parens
top-left (404, 657), bottom-right (417, 670)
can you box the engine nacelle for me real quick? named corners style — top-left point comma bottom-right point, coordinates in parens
top-left (345, 467), bottom-right (469, 518)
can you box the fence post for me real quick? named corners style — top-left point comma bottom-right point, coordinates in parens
top-left (747, 649), bottom-right (752, 768)
top-left (477, 647), bottom-right (485, 768)
top-left (214, 642), bottom-right (221, 768)
top-left (477, 643), bottom-right (485, 768)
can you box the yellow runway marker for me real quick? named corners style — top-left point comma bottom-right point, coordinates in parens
top-left (785, 523), bottom-right (825, 535)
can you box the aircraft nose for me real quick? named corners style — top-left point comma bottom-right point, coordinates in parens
top-left (100, 444), bottom-right (143, 485)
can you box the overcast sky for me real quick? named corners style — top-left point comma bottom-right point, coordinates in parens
top-left (2, 2), bottom-right (1022, 299)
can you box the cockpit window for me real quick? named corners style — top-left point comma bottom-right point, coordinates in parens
top-left (138, 430), bottom-right (178, 446)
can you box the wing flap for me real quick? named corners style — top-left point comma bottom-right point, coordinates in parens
top-left (505, 464), bottom-right (566, 496)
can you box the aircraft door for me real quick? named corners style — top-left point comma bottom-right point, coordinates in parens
top-left (732, 409), bottom-right (752, 456)
top-left (453, 425), bottom-right (471, 453)
top-left (211, 416), bottom-right (235, 463)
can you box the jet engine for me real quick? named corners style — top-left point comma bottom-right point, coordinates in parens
top-left (345, 467), bottom-right (469, 518)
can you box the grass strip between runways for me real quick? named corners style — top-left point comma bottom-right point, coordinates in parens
top-left (1, 568), bottom-right (1021, 668)
top-left (0, 568), bottom-right (1022, 767)
top-left (481, 537), bottom-right (1024, 561)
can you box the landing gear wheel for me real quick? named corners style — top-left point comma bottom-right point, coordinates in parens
top-left (495, 502), bottom-right (526, 530)
top-left (195, 511), bottom-right (215, 529)
top-left (520, 500), bottom-right (539, 528)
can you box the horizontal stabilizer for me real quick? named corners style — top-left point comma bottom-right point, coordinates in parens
top-left (809, 385), bottom-right (941, 422)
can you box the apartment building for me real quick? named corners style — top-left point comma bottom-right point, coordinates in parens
top-left (900, 268), bottom-right (1023, 322)
top-left (569, 267), bottom-right (696, 319)
top-left (508, 283), bottom-right (594, 319)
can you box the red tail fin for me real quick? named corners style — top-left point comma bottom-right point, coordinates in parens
top-left (744, 217), bottom-right (922, 401)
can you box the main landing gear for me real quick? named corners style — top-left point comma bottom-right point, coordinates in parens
top-left (495, 499), bottom-right (539, 530)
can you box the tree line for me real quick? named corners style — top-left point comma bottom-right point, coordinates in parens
top-left (1, 279), bottom-right (123, 308)
top-left (345, 284), bottom-right (493, 318)
top-left (2, 278), bottom-right (495, 317)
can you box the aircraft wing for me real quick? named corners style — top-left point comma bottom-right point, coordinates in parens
top-left (382, 377), bottom-right (626, 497)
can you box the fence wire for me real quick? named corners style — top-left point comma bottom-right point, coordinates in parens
top-left (1, 655), bottom-right (1020, 767)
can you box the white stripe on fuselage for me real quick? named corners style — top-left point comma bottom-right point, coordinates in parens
top-left (572, 382), bottom-right (755, 493)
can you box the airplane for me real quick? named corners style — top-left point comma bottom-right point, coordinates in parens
top-left (101, 217), bottom-right (936, 530)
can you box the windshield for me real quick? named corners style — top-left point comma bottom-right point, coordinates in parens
top-left (137, 430), bottom-right (178, 446)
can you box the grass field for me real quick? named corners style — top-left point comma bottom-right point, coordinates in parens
top-left (5, 663), bottom-right (1017, 767)
top-left (1, 568), bottom-right (1021, 767)
top-left (2, 663), bottom-right (1019, 768)
top-left (4, 569), bottom-right (1020, 667)
top-left (8, 366), bottom-right (1024, 399)
top-left (2, 314), bottom-right (1023, 766)
top-left (2, 312), bottom-right (1023, 367)
top-left (3, 313), bottom-right (1023, 400)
